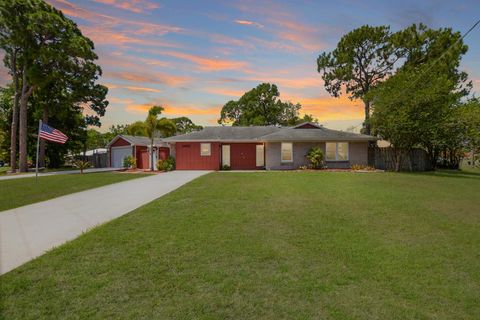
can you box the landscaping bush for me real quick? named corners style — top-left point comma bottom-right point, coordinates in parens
top-left (157, 156), bottom-right (175, 171)
top-left (123, 155), bottom-right (136, 169)
top-left (305, 147), bottom-right (325, 169)
top-left (351, 164), bottom-right (375, 171)
top-left (73, 160), bottom-right (91, 174)
top-left (221, 164), bottom-right (231, 170)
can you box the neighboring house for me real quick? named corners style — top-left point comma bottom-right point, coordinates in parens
top-left (164, 122), bottom-right (377, 170)
top-left (107, 135), bottom-right (170, 169)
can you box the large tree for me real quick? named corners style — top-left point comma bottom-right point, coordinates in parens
top-left (171, 117), bottom-right (203, 134)
top-left (0, 0), bottom-right (108, 172)
top-left (127, 106), bottom-right (176, 171)
top-left (218, 83), bottom-right (309, 126)
top-left (317, 25), bottom-right (399, 134)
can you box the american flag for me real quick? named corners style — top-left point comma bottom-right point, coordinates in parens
top-left (39, 123), bottom-right (68, 144)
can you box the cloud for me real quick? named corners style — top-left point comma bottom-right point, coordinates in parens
top-left (92, 0), bottom-right (160, 13)
top-left (155, 50), bottom-right (248, 72)
top-left (107, 71), bottom-right (191, 86)
top-left (205, 88), bottom-right (245, 97)
top-left (126, 102), bottom-right (219, 116)
top-left (284, 95), bottom-right (363, 121)
top-left (209, 34), bottom-right (255, 50)
top-left (234, 19), bottom-right (264, 28)
top-left (107, 83), bottom-right (161, 93)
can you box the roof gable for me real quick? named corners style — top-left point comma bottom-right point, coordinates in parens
top-left (293, 122), bottom-right (322, 129)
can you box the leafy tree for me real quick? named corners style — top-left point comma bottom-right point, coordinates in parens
top-left (171, 116), bottom-right (203, 134)
top-left (218, 83), bottom-right (306, 126)
top-left (0, 0), bottom-right (108, 172)
top-left (127, 106), bottom-right (176, 171)
top-left (317, 25), bottom-right (399, 134)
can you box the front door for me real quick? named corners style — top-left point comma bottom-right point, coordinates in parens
top-left (222, 145), bottom-right (230, 167)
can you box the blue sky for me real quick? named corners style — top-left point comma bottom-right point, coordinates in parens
top-left (21, 1), bottom-right (480, 130)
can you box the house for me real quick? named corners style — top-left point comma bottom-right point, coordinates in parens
top-left (107, 135), bottom-right (170, 169)
top-left (164, 122), bottom-right (377, 170)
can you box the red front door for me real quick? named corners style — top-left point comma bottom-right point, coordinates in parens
top-left (230, 143), bottom-right (258, 170)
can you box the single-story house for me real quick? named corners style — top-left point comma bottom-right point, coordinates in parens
top-left (107, 135), bottom-right (170, 169)
top-left (164, 122), bottom-right (377, 170)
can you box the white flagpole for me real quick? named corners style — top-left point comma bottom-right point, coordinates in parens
top-left (35, 119), bottom-right (42, 182)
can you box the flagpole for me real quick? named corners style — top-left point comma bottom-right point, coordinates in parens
top-left (35, 119), bottom-right (42, 182)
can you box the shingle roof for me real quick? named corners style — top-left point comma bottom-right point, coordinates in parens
top-left (163, 126), bottom-right (377, 142)
top-left (163, 126), bottom-right (281, 142)
top-left (110, 135), bottom-right (168, 147)
top-left (260, 127), bottom-right (377, 141)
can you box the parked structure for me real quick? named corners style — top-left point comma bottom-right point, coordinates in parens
top-left (164, 122), bottom-right (377, 170)
top-left (107, 135), bottom-right (170, 169)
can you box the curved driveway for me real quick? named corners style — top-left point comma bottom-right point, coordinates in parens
top-left (0, 170), bottom-right (209, 274)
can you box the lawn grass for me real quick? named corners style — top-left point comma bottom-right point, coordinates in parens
top-left (0, 172), bottom-right (150, 211)
top-left (1, 170), bottom-right (479, 319)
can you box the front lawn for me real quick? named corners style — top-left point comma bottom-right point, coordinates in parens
top-left (1, 171), bottom-right (479, 318)
top-left (0, 172), bottom-right (150, 211)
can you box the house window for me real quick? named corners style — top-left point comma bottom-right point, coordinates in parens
top-left (326, 142), bottom-right (349, 161)
top-left (200, 143), bottom-right (211, 156)
top-left (281, 142), bottom-right (293, 162)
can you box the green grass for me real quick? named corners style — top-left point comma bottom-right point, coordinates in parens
top-left (0, 172), bottom-right (150, 211)
top-left (1, 171), bottom-right (479, 319)
top-left (0, 166), bottom-right (10, 175)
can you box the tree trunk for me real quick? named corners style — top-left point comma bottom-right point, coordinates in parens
top-left (19, 64), bottom-right (34, 172)
top-left (363, 100), bottom-right (371, 135)
top-left (38, 106), bottom-right (48, 168)
top-left (9, 51), bottom-right (19, 173)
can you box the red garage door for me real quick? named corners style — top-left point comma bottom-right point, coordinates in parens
top-left (230, 143), bottom-right (259, 170)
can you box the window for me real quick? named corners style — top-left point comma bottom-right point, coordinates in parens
top-left (200, 143), bottom-right (211, 156)
top-left (281, 142), bottom-right (293, 162)
top-left (325, 142), bottom-right (349, 161)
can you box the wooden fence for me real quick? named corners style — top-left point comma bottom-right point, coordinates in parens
top-left (372, 147), bottom-right (432, 171)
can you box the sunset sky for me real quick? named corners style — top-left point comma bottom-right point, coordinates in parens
top-left (31, 1), bottom-right (480, 131)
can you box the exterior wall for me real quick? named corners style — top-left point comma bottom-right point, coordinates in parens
top-left (265, 141), bottom-right (369, 170)
top-left (175, 142), bottom-right (220, 170)
top-left (110, 137), bottom-right (130, 147)
top-left (266, 142), bottom-right (324, 170)
top-left (158, 147), bottom-right (170, 161)
top-left (348, 142), bottom-right (369, 166)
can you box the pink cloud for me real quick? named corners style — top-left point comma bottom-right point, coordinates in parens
top-left (234, 19), bottom-right (264, 28)
top-left (154, 50), bottom-right (248, 72)
top-left (92, 0), bottom-right (160, 13)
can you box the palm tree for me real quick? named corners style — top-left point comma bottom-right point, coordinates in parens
top-left (127, 106), bottom-right (176, 171)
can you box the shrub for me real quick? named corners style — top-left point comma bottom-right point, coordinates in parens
top-left (221, 164), bottom-right (231, 170)
top-left (74, 159), bottom-right (90, 174)
top-left (306, 147), bottom-right (325, 169)
top-left (351, 164), bottom-right (375, 171)
top-left (157, 156), bottom-right (175, 171)
top-left (123, 155), bottom-right (136, 169)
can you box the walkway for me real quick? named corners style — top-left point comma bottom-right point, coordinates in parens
top-left (0, 170), bottom-right (209, 274)
top-left (0, 167), bottom-right (119, 181)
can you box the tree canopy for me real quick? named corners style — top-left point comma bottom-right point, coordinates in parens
top-left (218, 83), bottom-right (315, 126)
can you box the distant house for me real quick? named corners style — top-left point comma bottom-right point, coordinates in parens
top-left (107, 135), bottom-right (170, 169)
top-left (164, 122), bottom-right (377, 170)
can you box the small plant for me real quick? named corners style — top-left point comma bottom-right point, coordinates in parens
top-left (351, 164), bottom-right (375, 171)
top-left (123, 155), bottom-right (136, 169)
top-left (221, 164), bottom-right (231, 170)
top-left (305, 147), bottom-right (325, 169)
top-left (157, 156), bottom-right (175, 171)
top-left (74, 159), bottom-right (90, 174)
top-left (298, 165), bottom-right (308, 170)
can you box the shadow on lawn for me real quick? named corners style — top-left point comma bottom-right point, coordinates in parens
top-left (411, 169), bottom-right (480, 181)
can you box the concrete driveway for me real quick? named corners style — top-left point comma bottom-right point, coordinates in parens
top-left (0, 170), bottom-right (209, 274)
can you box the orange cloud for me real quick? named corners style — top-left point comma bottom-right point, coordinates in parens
top-left (107, 71), bottom-right (190, 87)
top-left (126, 103), bottom-right (219, 116)
top-left (285, 95), bottom-right (363, 121)
top-left (210, 34), bottom-right (254, 50)
top-left (234, 19), bottom-right (264, 28)
top-left (156, 50), bottom-right (248, 72)
top-left (93, 0), bottom-right (159, 13)
top-left (107, 84), bottom-right (161, 93)
top-left (205, 88), bottom-right (245, 97)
